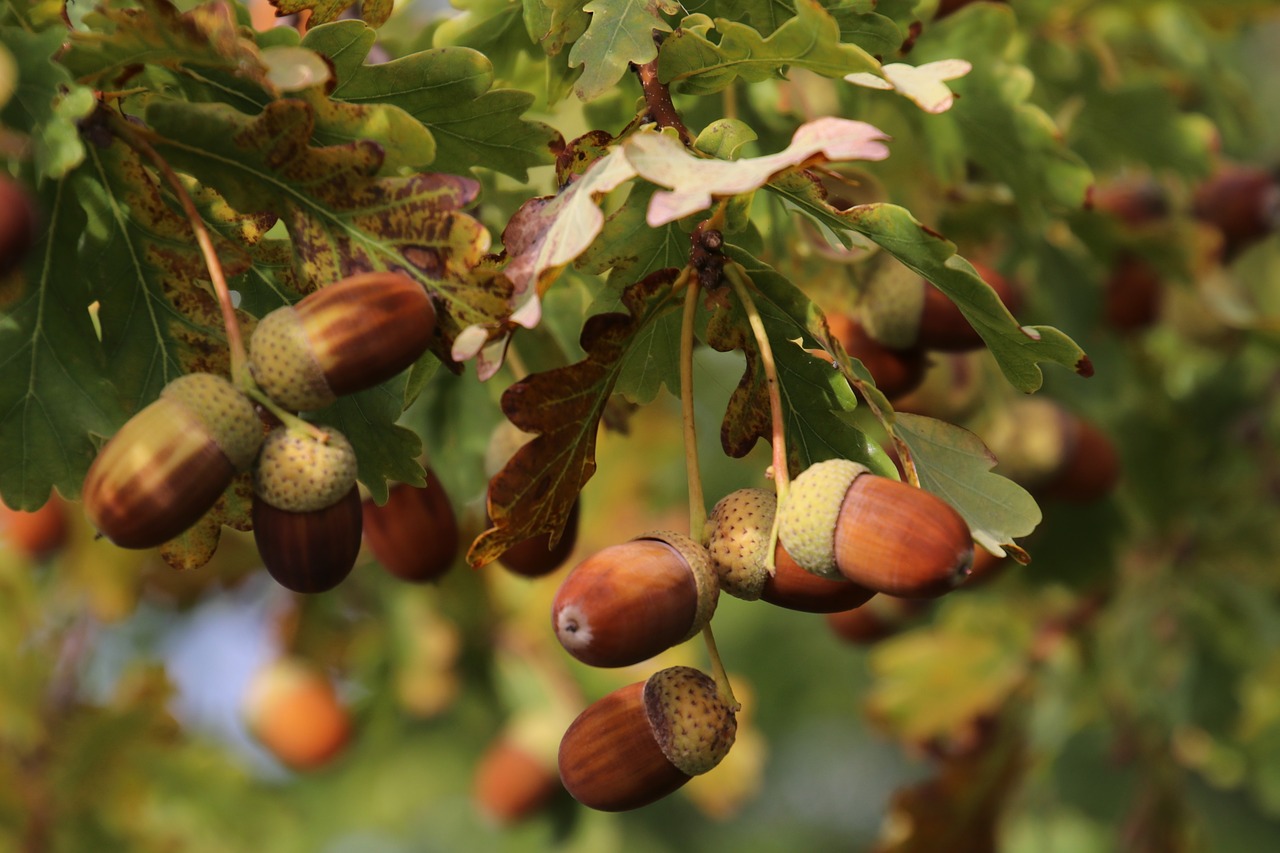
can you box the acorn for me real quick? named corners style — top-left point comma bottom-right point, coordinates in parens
top-left (252, 426), bottom-right (362, 593)
top-left (1104, 253), bottom-right (1163, 332)
top-left (981, 398), bottom-right (1120, 502)
top-left (826, 312), bottom-right (928, 400)
top-left (891, 351), bottom-right (987, 423)
top-left (473, 736), bottom-right (562, 825)
top-left (825, 596), bottom-right (928, 645)
top-left (0, 493), bottom-right (68, 560)
top-left (83, 372), bottom-right (263, 549)
top-left (858, 260), bottom-right (1019, 354)
top-left (558, 666), bottom-right (737, 812)
top-left (248, 271), bottom-right (436, 412)
top-left (777, 459), bottom-right (974, 598)
top-left (362, 473), bottom-right (458, 583)
top-left (243, 657), bottom-right (352, 770)
top-left (498, 500), bottom-right (580, 578)
top-left (935, 0), bottom-right (1007, 18)
top-left (1192, 164), bottom-right (1280, 259)
top-left (705, 487), bottom-right (876, 613)
top-left (0, 175), bottom-right (36, 278)
top-left (552, 531), bottom-right (718, 668)
top-left (1088, 176), bottom-right (1169, 227)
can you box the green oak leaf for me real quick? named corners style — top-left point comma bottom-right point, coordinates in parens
top-left (768, 173), bottom-right (1091, 391)
top-left (825, 1), bottom-right (905, 57)
top-left (145, 99), bottom-right (508, 366)
top-left (523, 0), bottom-right (591, 55)
top-left (682, 1), bottom-right (796, 37)
top-left (271, 0), bottom-right (394, 28)
top-left (303, 20), bottom-right (558, 180)
top-left (568, 0), bottom-right (677, 102)
top-left (0, 27), bottom-right (96, 179)
top-left (893, 412), bottom-right (1041, 556)
top-left (312, 377), bottom-right (426, 505)
top-left (710, 246), bottom-right (896, 479)
top-left (60, 0), bottom-right (270, 88)
top-left (658, 0), bottom-right (881, 96)
top-left (468, 269), bottom-right (683, 565)
top-left (0, 176), bottom-right (125, 508)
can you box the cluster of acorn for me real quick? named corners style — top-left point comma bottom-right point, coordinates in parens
top-left (546, 456), bottom-right (975, 811)
top-left (82, 271), bottom-right (438, 593)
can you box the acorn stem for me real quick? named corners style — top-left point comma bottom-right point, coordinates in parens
top-left (242, 385), bottom-right (330, 443)
top-left (677, 266), bottom-right (707, 537)
top-left (699, 623), bottom-right (740, 712)
top-left (108, 112), bottom-right (249, 384)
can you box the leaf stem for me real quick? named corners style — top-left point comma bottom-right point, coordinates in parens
top-left (107, 111), bottom-right (249, 387)
top-left (678, 266), bottom-right (706, 538)
top-left (701, 622), bottom-right (740, 712)
top-left (634, 52), bottom-right (694, 145)
top-left (241, 385), bottom-right (331, 443)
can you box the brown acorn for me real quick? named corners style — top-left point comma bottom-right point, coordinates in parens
top-left (473, 737), bottom-right (561, 825)
top-left (1088, 177), bottom-right (1169, 227)
top-left (243, 657), bottom-right (352, 770)
top-left (249, 271), bottom-right (436, 411)
top-left (891, 351), bottom-right (987, 423)
top-left (558, 666), bottom-right (737, 812)
top-left (0, 493), bottom-right (68, 560)
top-left (499, 500), bottom-right (580, 578)
top-left (825, 596), bottom-right (928, 645)
top-left (1192, 164), bottom-right (1280, 259)
top-left (252, 427), bottom-right (362, 593)
top-left (704, 488), bottom-right (875, 613)
top-left (1104, 253), bottom-right (1163, 332)
top-left (962, 547), bottom-right (1008, 587)
top-left (83, 373), bottom-right (263, 548)
top-left (826, 312), bottom-right (927, 400)
top-left (777, 459), bottom-right (974, 598)
top-left (0, 175), bottom-right (36, 278)
top-left (982, 398), bottom-right (1120, 502)
top-left (858, 260), bottom-right (1019, 355)
top-left (362, 474), bottom-right (458, 583)
top-left (552, 532), bottom-right (718, 668)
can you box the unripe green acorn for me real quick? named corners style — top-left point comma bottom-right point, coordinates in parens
top-left (362, 475), bottom-right (458, 583)
top-left (706, 488), bottom-right (877, 612)
top-left (249, 271), bottom-right (436, 411)
top-left (552, 532), bottom-right (718, 668)
top-left (777, 459), bottom-right (974, 598)
top-left (558, 666), bottom-right (737, 812)
top-left (83, 372), bottom-right (262, 548)
top-left (253, 426), bottom-right (362, 593)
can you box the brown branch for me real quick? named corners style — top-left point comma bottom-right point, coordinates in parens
top-left (633, 54), bottom-right (693, 146)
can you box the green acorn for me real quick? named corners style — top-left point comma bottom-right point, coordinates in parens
top-left (83, 373), bottom-right (262, 549)
top-left (249, 271), bottom-right (436, 411)
top-left (252, 426), bottom-right (362, 593)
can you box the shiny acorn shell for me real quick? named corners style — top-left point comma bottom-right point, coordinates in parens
top-left (362, 476), bottom-right (459, 583)
top-left (253, 486), bottom-right (362, 594)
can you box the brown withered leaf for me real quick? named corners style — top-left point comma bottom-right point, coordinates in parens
top-left (271, 0), bottom-right (393, 28)
top-left (468, 270), bottom-right (683, 566)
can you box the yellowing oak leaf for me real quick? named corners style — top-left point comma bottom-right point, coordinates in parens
top-left (846, 59), bottom-right (972, 114)
top-left (624, 117), bottom-right (891, 226)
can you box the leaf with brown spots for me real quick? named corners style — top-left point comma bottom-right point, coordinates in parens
top-left (145, 98), bottom-right (508, 368)
top-left (706, 247), bottom-right (896, 478)
top-left (467, 270), bottom-right (683, 566)
top-left (271, 0), bottom-right (394, 28)
top-left (159, 472), bottom-right (255, 571)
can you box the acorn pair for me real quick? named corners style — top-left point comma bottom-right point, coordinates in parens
top-left (83, 272), bottom-right (437, 593)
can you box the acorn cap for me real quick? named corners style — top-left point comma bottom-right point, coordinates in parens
top-left (705, 488), bottom-right (776, 600)
top-left (254, 427), bottom-right (358, 513)
top-left (643, 666), bottom-right (737, 777)
top-left (982, 397), bottom-right (1070, 490)
top-left (858, 259), bottom-right (926, 351)
top-left (638, 530), bottom-right (718, 642)
top-left (777, 459), bottom-right (868, 580)
top-left (249, 307), bottom-right (334, 412)
top-left (161, 372), bottom-right (263, 470)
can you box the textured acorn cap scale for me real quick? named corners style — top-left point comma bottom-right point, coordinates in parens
top-left (643, 666), bottom-right (737, 776)
top-left (706, 488), bottom-right (777, 600)
top-left (249, 307), bottom-right (335, 412)
top-left (777, 459), bottom-right (868, 580)
top-left (254, 428), bottom-right (358, 513)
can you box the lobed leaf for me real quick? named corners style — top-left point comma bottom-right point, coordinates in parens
top-left (658, 0), bottom-right (881, 96)
top-left (567, 0), bottom-right (676, 102)
top-left (0, 27), bottom-right (96, 179)
top-left (468, 270), bottom-right (683, 566)
top-left (311, 378), bottom-right (426, 506)
top-left (271, 0), bottom-right (394, 28)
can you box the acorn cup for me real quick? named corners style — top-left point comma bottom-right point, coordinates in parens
top-left (83, 373), bottom-right (263, 549)
top-left (252, 426), bottom-right (362, 593)
top-left (777, 459), bottom-right (974, 598)
top-left (551, 531), bottom-right (718, 668)
top-left (858, 260), bottom-right (1020, 355)
top-left (705, 488), bottom-right (876, 613)
top-left (249, 271), bottom-right (436, 412)
top-left (362, 474), bottom-right (458, 583)
top-left (558, 666), bottom-right (737, 812)
top-left (1192, 164), bottom-right (1280, 259)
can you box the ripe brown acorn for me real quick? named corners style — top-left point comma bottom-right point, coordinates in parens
top-left (473, 737), bottom-right (561, 825)
top-left (705, 488), bottom-right (876, 613)
top-left (559, 666), bottom-right (737, 812)
top-left (244, 657), bottom-right (352, 770)
top-left (981, 398), bottom-right (1121, 503)
top-left (498, 500), bottom-right (580, 578)
top-left (825, 312), bottom-right (927, 400)
top-left (778, 459), bottom-right (974, 598)
top-left (1104, 253), bottom-right (1163, 332)
top-left (0, 175), bottom-right (36, 278)
top-left (362, 474), bottom-right (458, 583)
top-left (825, 596), bottom-right (928, 645)
top-left (1192, 164), bottom-right (1280, 259)
top-left (552, 532), bottom-right (718, 668)
top-left (83, 373), bottom-right (263, 549)
top-left (249, 271), bottom-right (436, 412)
top-left (0, 493), bottom-right (68, 560)
top-left (253, 427), bottom-right (362, 593)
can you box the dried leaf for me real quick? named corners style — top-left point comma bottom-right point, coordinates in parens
top-left (846, 60), bottom-right (973, 114)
